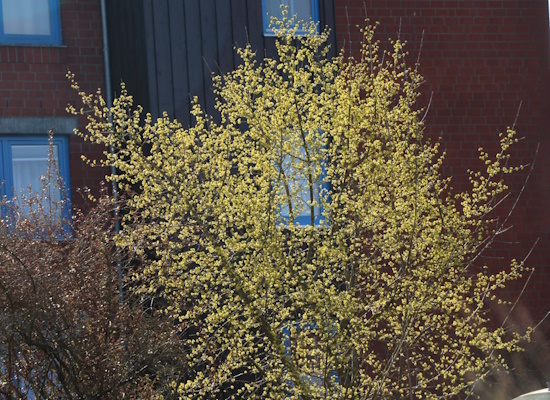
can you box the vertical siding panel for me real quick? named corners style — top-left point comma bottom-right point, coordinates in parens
top-left (200, 0), bottom-right (218, 117)
top-left (110, 0), bottom-right (337, 121)
top-left (216, 0), bottom-right (234, 75)
top-left (262, 0), bottom-right (276, 60)
top-left (264, 37), bottom-right (277, 60)
top-left (130, 0), bottom-right (150, 111)
top-left (168, 0), bottom-right (190, 127)
top-left (261, 4), bottom-right (278, 59)
top-left (152, 0), bottom-right (174, 118)
top-left (107, 0), bottom-right (150, 112)
top-left (246, 0), bottom-right (264, 57)
top-left (105, 0), bottom-right (124, 96)
top-left (184, 0), bottom-right (205, 112)
top-left (321, 0), bottom-right (337, 59)
top-left (143, 0), bottom-right (159, 118)
top-left (120, 0), bottom-right (132, 94)
top-left (231, 0), bottom-right (247, 66)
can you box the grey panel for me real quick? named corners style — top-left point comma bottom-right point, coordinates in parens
top-left (246, 0), bottom-right (264, 56)
top-left (215, 0), bottom-right (234, 75)
top-left (169, 0), bottom-right (190, 127)
top-left (152, 0), bottom-right (175, 117)
top-left (107, 0), bottom-right (338, 125)
top-left (143, 0), bottom-right (159, 118)
top-left (200, 0), bottom-right (218, 117)
top-left (231, 0), bottom-right (247, 67)
top-left (321, 0), bottom-right (337, 59)
top-left (184, 0), bottom-right (205, 112)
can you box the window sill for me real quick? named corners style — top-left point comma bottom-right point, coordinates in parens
top-left (0, 43), bottom-right (66, 48)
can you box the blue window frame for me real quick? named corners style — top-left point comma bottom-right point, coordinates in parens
top-left (0, 0), bottom-right (61, 45)
top-left (262, 0), bottom-right (320, 36)
top-left (0, 135), bottom-right (71, 218)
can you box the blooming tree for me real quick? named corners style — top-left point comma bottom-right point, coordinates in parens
top-left (70, 19), bottom-right (530, 400)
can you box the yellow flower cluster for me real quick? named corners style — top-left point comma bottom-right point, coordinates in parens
top-left (68, 17), bottom-right (530, 400)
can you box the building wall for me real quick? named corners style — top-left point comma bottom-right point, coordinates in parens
top-left (5, 0), bottom-right (545, 322)
top-left (335, 0), bottom-right (550, 321)
top-left (107, 0), bottom-right (337, 128)
top-left (0, 0), bottom-right (107, 208)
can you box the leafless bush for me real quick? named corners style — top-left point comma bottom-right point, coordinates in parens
top-left (0, 145), bottom-right (185, 399)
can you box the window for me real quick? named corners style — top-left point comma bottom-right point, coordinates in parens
top-left (0, 0), bottom-right (61, 45)
top-left (280, 158), bottom-right (326, 226)
top-left (0, 136), bottom-right (70, 218)
top-left (279, 139), bottom-right (327, 226)
top-left (262, 0), bottom-right (319, 36)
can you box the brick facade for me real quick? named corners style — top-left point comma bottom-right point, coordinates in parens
top-left (335, 0), bottom-right (550, 322)
top-left (1, 0), bottom-right (548, 323)
top-left (0, 0), bottom-right (106, 208)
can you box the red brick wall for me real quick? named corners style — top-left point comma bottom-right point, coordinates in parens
top-left (335, 0), bottom-right (550, 321)
top-left (0, 0), bottom-right (107, 208)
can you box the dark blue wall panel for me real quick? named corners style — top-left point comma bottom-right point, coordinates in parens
top-left (108, 0), bottom-right (337, 124)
